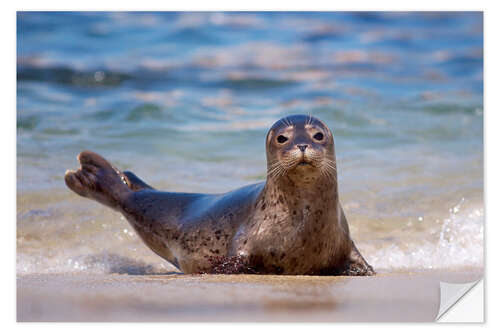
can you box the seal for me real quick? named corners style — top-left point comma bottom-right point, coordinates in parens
top-left (65, 114), bottom-right (374, 276)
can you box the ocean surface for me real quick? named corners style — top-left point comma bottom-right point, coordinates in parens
top-left (17, 12), bottom-right (483, 275)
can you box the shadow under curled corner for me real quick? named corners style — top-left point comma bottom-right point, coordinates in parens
top-left (436, 279), bottom-right (484, 322)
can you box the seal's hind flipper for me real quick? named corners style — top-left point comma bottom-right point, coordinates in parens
top-left (65, 151), bottom-right (131, 211)
top-left (123, 171), bottom-right (155, 191)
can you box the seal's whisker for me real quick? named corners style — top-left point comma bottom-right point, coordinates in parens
top-left (280, 118), bottom-right (289, 128)
top-left (320, 158), bottom-right (337, 181)
top-left (325, 165), bottom-right (337, 174)
top-left (283, 116), bottom-right (293, 127)
top-left (322, 165), bottom-right (337, 176)
top-left (267, 162), bottom-right (285, 179)
top-left (323, 161), bottom-right (337, 171)
top-left (269, 165), bottom-right (284, 176)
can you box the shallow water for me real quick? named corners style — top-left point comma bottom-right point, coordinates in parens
top-left (17, 12), bottom-right (483, 275)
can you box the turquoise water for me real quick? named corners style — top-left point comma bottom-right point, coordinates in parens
top-left (17, 12), bottom-right (483, 274)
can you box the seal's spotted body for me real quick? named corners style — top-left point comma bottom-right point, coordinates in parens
top-left (65, 115), bottom-right (374, 275)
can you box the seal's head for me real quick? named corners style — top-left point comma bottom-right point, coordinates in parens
top-left (266, 114), bottom-right (336, 183)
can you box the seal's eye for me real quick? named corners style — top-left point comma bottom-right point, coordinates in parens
top-left (313, 132), bottom-right (324, 141)
top-left (277, 135), bottom-right (288, 144)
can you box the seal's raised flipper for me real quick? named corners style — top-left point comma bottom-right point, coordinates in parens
top-left (65, 151), bottom-right (131, 211)
top-left (123, 171), bottom-right (155, 191)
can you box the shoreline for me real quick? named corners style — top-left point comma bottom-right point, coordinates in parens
top-left (17, 268), bottom-right (483, 322)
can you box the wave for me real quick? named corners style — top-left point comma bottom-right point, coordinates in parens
top-left (364, 201), bottom-right (484, 272)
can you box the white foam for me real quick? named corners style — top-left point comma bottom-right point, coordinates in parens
top-left (365, 203), bottom-right (484, 271)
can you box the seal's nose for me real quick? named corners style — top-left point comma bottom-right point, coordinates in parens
top-left (297, 144), bottom-right (308, 152)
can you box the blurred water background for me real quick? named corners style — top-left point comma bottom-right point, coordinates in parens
top-left (17, 12), bottom-right (483, 275)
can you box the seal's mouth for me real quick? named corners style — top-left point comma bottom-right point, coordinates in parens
top-left (297, 154), bottom-right (311, 166)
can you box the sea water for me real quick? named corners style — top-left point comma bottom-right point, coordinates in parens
top-left (17, 12), bottom-right (483, 274)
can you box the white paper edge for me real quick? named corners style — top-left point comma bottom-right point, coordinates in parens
top-left (437, 279), bottom-right (484, 322)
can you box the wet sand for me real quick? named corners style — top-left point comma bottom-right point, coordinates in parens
top-left (17, 269), bottom-right (482, 322)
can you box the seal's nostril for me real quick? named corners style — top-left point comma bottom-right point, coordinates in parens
top-left (297, 144), bottom-right (308, 152)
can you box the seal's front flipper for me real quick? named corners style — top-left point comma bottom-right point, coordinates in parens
top-left (123, 171), bottom-right (155, 191)
top-left (65, 151), bottom-right (131, 211)
top-left (204, 255), bottom-right (257, 274)
top-left (345, 242), bottom-right (376, 276)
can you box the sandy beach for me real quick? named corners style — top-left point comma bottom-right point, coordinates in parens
top-left (17, 269), bottom-right (482, 322)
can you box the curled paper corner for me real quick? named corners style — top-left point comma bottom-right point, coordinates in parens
top-left (436, 279), bottom-right (483, 322)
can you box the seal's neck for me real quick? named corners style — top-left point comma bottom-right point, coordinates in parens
top-left (263, 169), bottom-right (338, 212)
